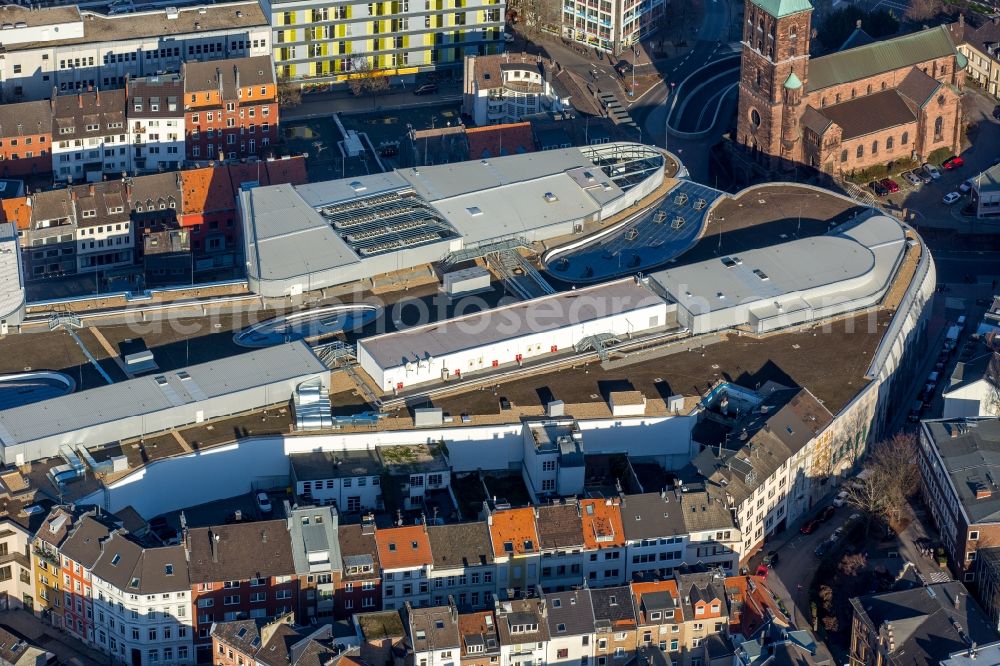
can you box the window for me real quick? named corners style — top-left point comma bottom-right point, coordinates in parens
top-left (970, 531), bottom-right (980, 540)
top-left (901, 131), bottom-right (909, 145)
top-left (856, 145), bottom-right (863, 158)
top-left (886, 136), bottom-right (894, 150)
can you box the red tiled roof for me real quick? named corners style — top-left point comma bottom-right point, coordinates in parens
top-left (488, 507), bottom-right (539, 557)
top-left (374, 525), bottom-right (433, 570)
top-left (466, 123), bottom-right (535, 160)
top-left (581, 498), bottom-right (626, 549)
top-left (181, 166), bottom-right (235, 215)
top-left (631, 580), bottom-right (681, 624)
top-left (265, 156), bottom-right (309, 186)
top-left (0, 197), bottom-right (31, 231)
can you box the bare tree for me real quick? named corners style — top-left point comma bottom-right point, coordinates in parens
top-left (348, 57), bottom-right (390, 108)
top-left (276, 76), bottom-right (302, 109)
top-left (510, 0), bottom-right (562, 36)
top-left (905, 0), bottom-right (943, 22)
top-left (844, 432), bottom-right (920, 527)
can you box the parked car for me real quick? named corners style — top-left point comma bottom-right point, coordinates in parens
top-left (942, 155), bottom-right (964, 169)
top-left (818, 506), bottom-right (836, 522)
top-left (909, 400), bottom-right (924, 422)
top-left (868, 180), bottom-right (889, 196)
top-left (994, 105), bottom-right (1000, 120)
top-left (880, 177), bottom-right (900, 193)
top-left (942, 191), bottom-right (962, 205)
top-left (903, 171), bottom-right (922, 186)
top-left (815, 541), bottom-right (831, 557)
top-left (800, 518), bottom-right (820, 534)
top-left (959, 179), bottom-right (975, 194)
top-left (755, 564), bottom-right (769, 578)
top-left (503, 32), bottom-right (515, 43)
top-left (763, 550), bottom-right (779, 567)
top-left (923, 163), bottom-right (941, 180)
top-left (614, 60), bottom-right (633, 76)
top-left (413, 83), bottom-right (438, 95)
top-left (255, 492), bottom-right (273, 514)
top-left (833, 490), bottom-right (849, 507)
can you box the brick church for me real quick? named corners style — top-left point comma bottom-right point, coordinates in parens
top-left (735, 0), bottom-right (967, 174)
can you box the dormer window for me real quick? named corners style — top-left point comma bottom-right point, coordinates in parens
top-left (711, 603), bottom-right (720, 613)
top-left (695, 605), bottom-right (704, 615)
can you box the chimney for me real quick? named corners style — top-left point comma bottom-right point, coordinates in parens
top-left (88, 184), bottom-right (95, 197)
top-left (959, 13), bottom-right (965, 27)
top-left (234, 64), bottom-right (240, 95)
top-left (78, 92), bottom-right (83, 109)
top-left (210, 529), bottom-right (219, 563)
top-left (95, 87), bottom-right (100, 107)
top-left (856, 18), bottom-right (862, 28)
top-left (216, 67), bottom-right (223, 100)
top-left (955, 591), bottom-right (962, 610)
top-left (262, 530), bottom-right (267, 543)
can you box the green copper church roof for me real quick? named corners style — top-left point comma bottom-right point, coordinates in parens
top-left (784, 72), bottom-right (803, 89)
top-left (749, 0), bottom-right (813, 18)
top-left (956, 50), bottom-right (968, 70)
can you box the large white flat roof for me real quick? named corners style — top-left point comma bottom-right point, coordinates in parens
top-left (358, 278), bottom-right (665, 369)
top-left (0, 341), bottom-right (326, 448)
top-left (245, 184), bottom-right (361, 283)
top-left (648, 213), bottom-right (906, 315)
top-left (0, 223), bottom-right (24, 323)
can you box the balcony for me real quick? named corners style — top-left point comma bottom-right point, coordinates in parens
top-left (32, 547), bottom-right (59, 567)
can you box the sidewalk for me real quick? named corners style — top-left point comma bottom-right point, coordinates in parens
top-left (0, 609), bottom-right (107, 666)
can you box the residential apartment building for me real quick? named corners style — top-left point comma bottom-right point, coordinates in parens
top-left (691, 385), bottom-right (833, 559)
top-left (535, 503), bottom-right (585, 591)
top-left (335, 520), bottom-right (382, 618)
top-left (0, 517), bottom-right (34, 612)
top-left (186, 520), bottom-right (299, 662)
top-left (849, 581), bottom-right (996, 666)
top-left (590, 586), bottom-right (638, 666)
top-left (620, 493), bottom-right (689, 581)
top-left (21, 188), bottom-right (77, 279)
top-left (178, 166), bottom-right (239, 272)
top-left (580, 498), bottom-right (626, 586)
top-left (59, 514), bottom-right (116, 643)
top-left (211, 614), bottom-right (298, 666)
top-left (51, 88), bottom-right (129, 183)
top-left (0, 100), bottom-right (53, 178)
top-left (487, 507), bottom-right (540, 599)
top-left (71, 181), bottom-right (135, 273)
top-left (0, 2), bottom-right (271, 103)
top-left (261, 0), bottom-right (505, 86)
top-left (286, 505), bottom-right (342, 621)
top-left (972, 162), bottom-right (1000, 221)
top-left (560, 0), bottom-right (663, 54)
top-left (631, 580), bottom-right (683, 656)
top-left (32, 507), bottom-right (76, 621)
top-left (674, 573), bottom-right (727, 666)
top-left (181, 55), bottom-right (278, 162)
top-left (375, 525), bottom-right (434, 610)
top-left (406, 602), bottom-right (462, 666)
top-left (289, 450), bottom-right (384, 512)
top-left (494, 598), bottom-right (549, 666)
top-left (950, 14), bottom-right (1000, 99)
top-left (457, 609), bottom-right (501, 666)
top-left (378, 445), bottom-right (451, 513)
top-left (127, 74), bottom-right (185, 173)
top-left (522, 420), bottom-right (585, 499)
top-left (462, 54), bottom-right (571, 127)
top-left (542, 588), bottom-right (595, 666)
top-left (427, 522), bottom-right (496, 610)
top-left (90, 533), bottom-right (193, 666)
top-left (918, 418), bottom-right (1000, 582)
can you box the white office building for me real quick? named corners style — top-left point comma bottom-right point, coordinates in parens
top-left (0, 2), bottom-right (270, 103)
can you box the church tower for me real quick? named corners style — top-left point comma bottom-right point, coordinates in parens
top-left (735, 0), bottom-right (813, 169)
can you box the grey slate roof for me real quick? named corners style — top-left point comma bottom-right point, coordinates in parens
top-left (183, 55), bottom-right (275, 97)
top-left (896, 67), bottom-right (943, 109)
top-left (806, 25), bottom-right (959, 92)
top-left (680, 489), bottom-right (736, 534)
top-left (59, 514), bottom-right (116, 568)
top-left (921, 419), bottom-right (1000, 523)
top-left (544, 589), bottom-right (596, 637)
top-left (496, 599), bottom-right (549, 645)
top-left (91, 532), bottom-right (189, 594)
top-left (590, 586), bottom-right (637, 630)
top-left (850, 581), bottom-right (997, 665)
top-left (945, 348), bottom-right (995, 394)
top-left (288, 506), bottom-right (342, 576)
top-left (337, 523), bottom-right (381, 579)
top-left (620, 492), bottom-right (689, 542)
top-left (0, 100), bottom-right (52, 139)
top-left (426, 522), bottom-right (494, 570)
top-left (407, 604), bottom-right (461, 652)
